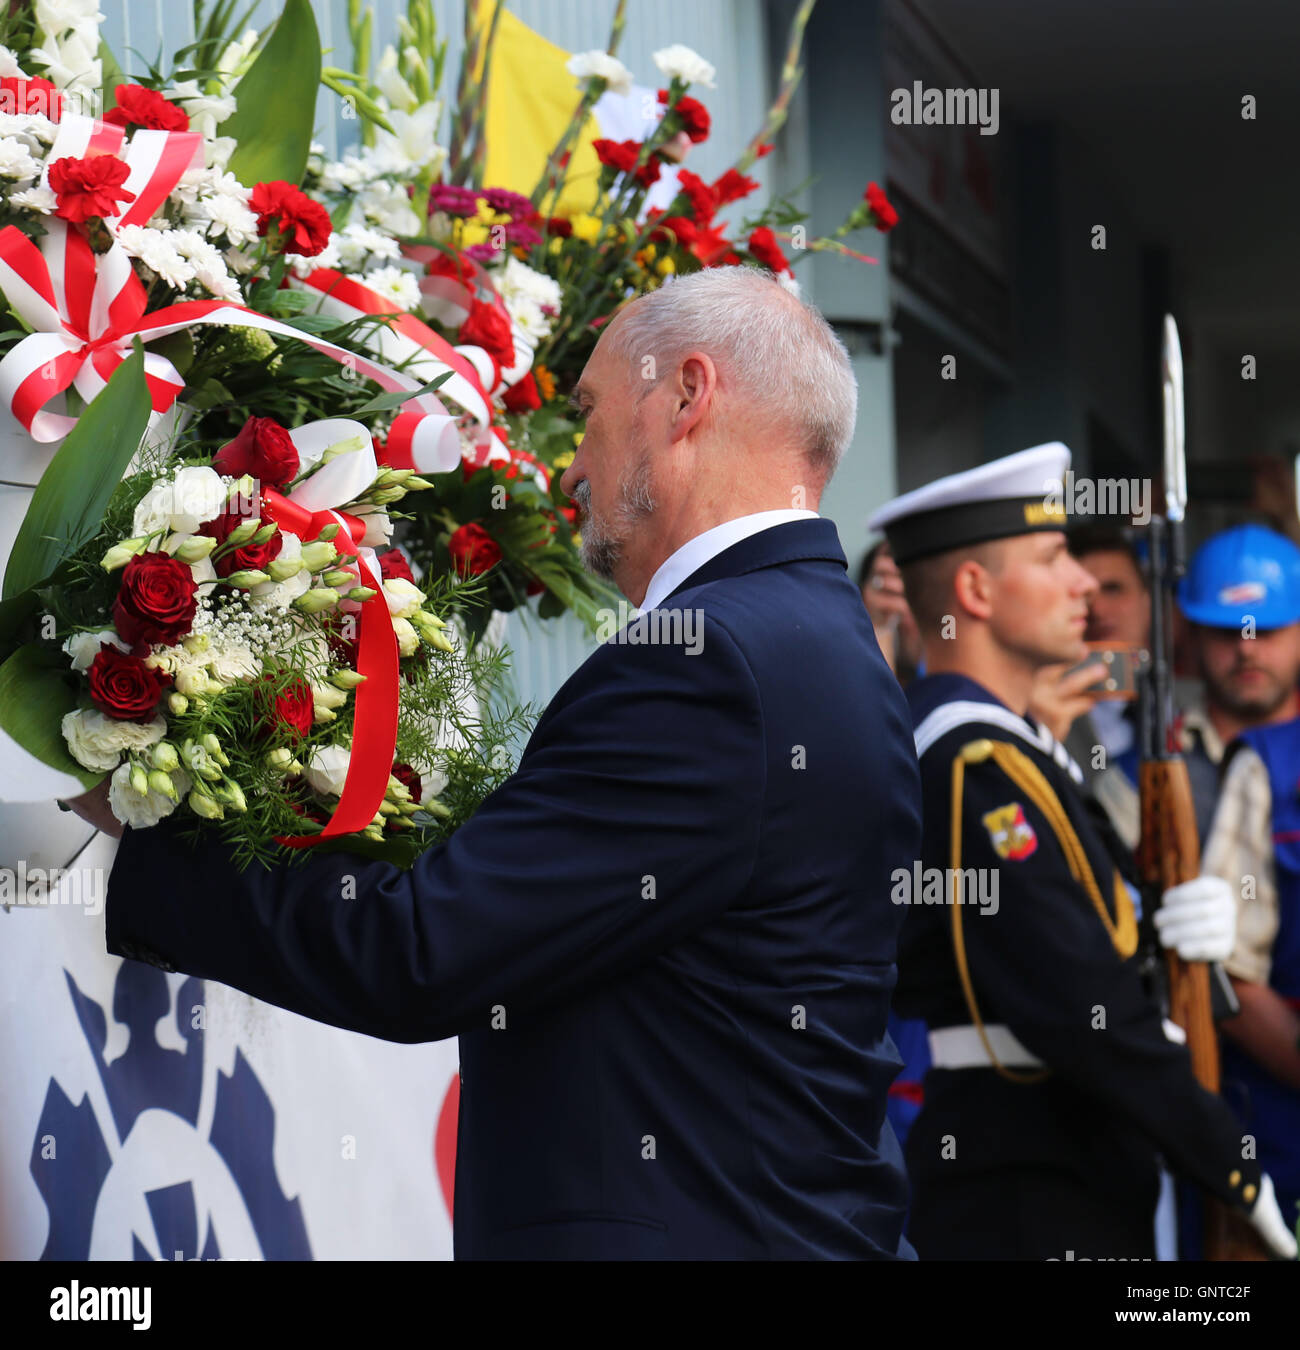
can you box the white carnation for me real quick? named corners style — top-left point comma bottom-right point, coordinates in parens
top-left (336, 222), bottom-right (400, 271)
top-left (566, 50), bottom-right (634, 96)
top-left (652, 43), bottom-right (717, 89)
top-left (8, 184), bottom-right (57, 213)
top-left (108, 760), bottom-right (190, 830)
top-left (0, 135), bottom-right (41, 178)
top-left (200, 190), bottom-right (259, 245)
top-left (361, 264), bottom-right (421, 311)
top-left (62, 709), bottom-right (166, 773)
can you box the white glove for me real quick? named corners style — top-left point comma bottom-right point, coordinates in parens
top-left (1247, 1173), bottom-right (1298, 1259)
top-left (1154, 875), bottom-right (1236, 963)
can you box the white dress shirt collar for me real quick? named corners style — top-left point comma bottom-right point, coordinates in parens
top-left (640, 509), bottom-right (819, 612)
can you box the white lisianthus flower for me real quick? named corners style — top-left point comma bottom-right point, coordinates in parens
top-left (382, 577), bottom-right (426, 619)
top-left (108, 760), bottom-right (191, 829)
top-left (63, 629), bottom-right (127, 672)
top-left (0, 136), bottom-right (42, 178)
top-left (9, 184), bottom-right (57, 213)
top-left (62, 709), bottom-right (166, 772)
top-left (352, 504), bottom-right (393, 548)
top-left (361, 265), bottom-right (421, 312)
top-left (304, 742), bottom-right (352, 797)
top-left (251, 532), bottom-right (311, 611)
top-left (391, 616), bottom-right (420, 657)
top-left (566, 50), bottom-right (634, 96)
top-left (652, 43), bottom-right (717, 89)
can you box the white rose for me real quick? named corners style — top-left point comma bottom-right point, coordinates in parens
top-left (652, 44), bottom-right (717, 89)
top-left (62, 709), bottom-right (166, 772)
top-left (108, 761), bottom-right (191, 830)
top-left (382, 577), bottom-right (426, 619)
top-left (63, 629), bottom-right (126, 672)
top-left (304, 743), bottom-right (352, 797)
top-left (566, 50), bottom-right (634, 96)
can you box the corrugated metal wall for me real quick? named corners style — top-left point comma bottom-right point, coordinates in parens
top-left (98, 0), bottom-right (771, 708)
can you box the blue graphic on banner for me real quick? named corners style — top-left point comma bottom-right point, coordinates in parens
top-left (30, 961), bottom-right (312, 1260)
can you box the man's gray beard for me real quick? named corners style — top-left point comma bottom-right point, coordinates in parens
top-left (574, 445), bottom-right (656, 581)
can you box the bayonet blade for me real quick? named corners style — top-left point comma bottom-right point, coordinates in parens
top-left (1162, 315), bottom-right (1187, 523)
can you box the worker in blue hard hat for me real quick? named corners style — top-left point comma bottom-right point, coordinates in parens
top-left (1175, 524), bottom-right (1300, 841)
top-left (1193, 523), bottom-right (1300, 1241)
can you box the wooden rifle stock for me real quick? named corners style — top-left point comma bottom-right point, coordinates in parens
top-left (1138, 759), bottom-right (1266, 1260)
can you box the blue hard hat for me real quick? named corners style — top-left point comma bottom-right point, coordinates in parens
top-left (1178, 524), bottom-right (1300, 629)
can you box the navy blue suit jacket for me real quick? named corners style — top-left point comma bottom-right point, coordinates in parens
top-left (106, 517), bottom-right (921, 1259)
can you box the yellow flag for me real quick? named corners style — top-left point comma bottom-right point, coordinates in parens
top-left (474, 2), bottom-right (605, 216)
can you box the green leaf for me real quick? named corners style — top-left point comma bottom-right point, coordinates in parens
top-left (224, 0), bottom-right (322, 188)
top-left (98, 38), bottom-right (125, 114)
top-left (0, 643), bottom-right (103, 790)
top-left (348, 370), bottom-right (454, 417)
top-left (3, 346), bottom-right (152, 601)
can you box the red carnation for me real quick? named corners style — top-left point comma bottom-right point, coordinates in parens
top-left (447, 522), bottom-right (502, 576)
top-left (674, 169), bottom-right (716, 222)
top-left (592, 138), bottom-right (661, 189)
top-left (48, 154), bottom-right (136, 224)
top-left (747, 226), bottom-right (790, 274)
top-left (648, 212), bottom-right (698, 248)
top-left (88, 645), bottom-right (171, 722)
top-left (103, 84), bottom-right (190, 132)
top-left (864, 180), bottom-right (899, 232)
top-left (112, 552), bottom-right (199, 648)
top-left (459, 299), bottom-right (516, 369)
top-left (544, 216), bottom-right (573, 238)
top-left (502, 371), bottom-right (542, 413)
top-left (213, 415), bottom-right (299, 488)
top-left (249, 180), bottom-right (333, 257)
top-left (377, 549), bottom-right (415, 584)
top-left (689, 222), bottom-right (737, 268)
top-left (658, 89), bottom-right (711, 144)
top-left (712, 168), bottom-right (759, 206)
top-left (199, 504), bottom-right (284, 578)
top-left (0, 76), bottom-right (63, 120)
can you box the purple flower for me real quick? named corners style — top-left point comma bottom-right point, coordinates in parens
top-left (504, 221), bottom-right (541, 249)
top-left (480, 187), bottom-right (533, 218)
top-left (463, 243), bottom-right (500, 263)
top-left (427, 183), bottom-right (482, 218)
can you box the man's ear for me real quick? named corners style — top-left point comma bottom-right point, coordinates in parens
top-left (668, 352), bottom-right (717, 443)
top-left (952, 558), bottom-right (995, 621)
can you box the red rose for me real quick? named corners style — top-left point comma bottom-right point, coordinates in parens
top-left (747, 226), bottom-right (790, 274)
top-left (447, 522), bottom-right (502, 576)
top-left (103, 84), bottom-right (190, 132)
top-left (674, 169), bottom-right (716, 222)
top-left (213, 415), bottom-right (299, 487)
top-left (459, 299), bottom-right (516, 369)
top-left (261, 674), bottom-right (314, 738)
top-left (712, 168), bottom-right (759, 206)
top-left (249, 180), bottom-right (333, 257)
top-left (88, 645), bottom-right (171, 722)
top-left (112, 552), bottom-right (198, 647)
top-left (391, 760), bottom-right (422, 802)
top-left (658, 89), bottom-right (711, 144)
top-left (48, 154), bottom-right (136, 224)
top-left (864, 180), bottom-right (899, 232)
top-left (0, 76), bottom-right (63, 119)
top-left (502, 371), bottom-right (542, 414)
top-left (199, 504), bottom-right (283, 577)
top-left (377, 549), bottom-right (415, 584)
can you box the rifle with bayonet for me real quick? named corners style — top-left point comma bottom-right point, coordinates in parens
top-left (1135, 314), bottom-right (1265, 1260)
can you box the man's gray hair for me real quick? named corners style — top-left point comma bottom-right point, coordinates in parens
top-left (603, 266), bottom-right (858, 476)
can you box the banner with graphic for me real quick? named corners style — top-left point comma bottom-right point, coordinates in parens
top-left (0, 833), bottom-right (460, 1261)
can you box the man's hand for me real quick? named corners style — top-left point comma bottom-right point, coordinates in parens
top-left (61, 779), bottom-right (122, 839)
top-left (1247, 1173), bottom-right (1299, 1259)
top-left (1155, 876), bottom-right (1236, 963)
top-left (1028, 661), bottom-right (1105, 743)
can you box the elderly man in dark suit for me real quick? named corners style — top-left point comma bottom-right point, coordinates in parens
top-left (72, 265), bottom-right (922, 1260)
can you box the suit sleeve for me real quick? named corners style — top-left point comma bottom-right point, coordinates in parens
top-left (951, 750), bottom-right (1261, 1210)
top-left (106, 615), bottom-right (766, 1043)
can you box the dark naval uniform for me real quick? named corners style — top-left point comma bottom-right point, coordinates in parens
top-left (896, 673), bottom-right (1261, 1259)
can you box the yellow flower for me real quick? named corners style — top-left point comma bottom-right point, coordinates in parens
top-left (656, 256), bottom-right (676, 276)
top-left (573, 430), bottom-right (585, 446)
top-left (459, 221), bottom-right (490, 248)
top-left (548, 236), bottom-right (564, 255)
top-left (535, 364), bottom-right (556, 402)
top-left (553, 449), bottom-right (575, 470)
top-left (569, 213), bottom-right (602, 244)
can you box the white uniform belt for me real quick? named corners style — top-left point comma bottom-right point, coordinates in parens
top-left (928, 1023), bottom-right (1045, 1070)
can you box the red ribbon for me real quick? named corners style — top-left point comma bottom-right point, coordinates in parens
top-left (261, 488), bottom-right (400, 850)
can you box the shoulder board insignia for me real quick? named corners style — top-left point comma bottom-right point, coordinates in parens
top-left (982, 801), bottom-right (1038, 860)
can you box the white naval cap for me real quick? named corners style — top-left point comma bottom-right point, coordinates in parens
top-left (867, 442), bottom-right (1072, 565)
